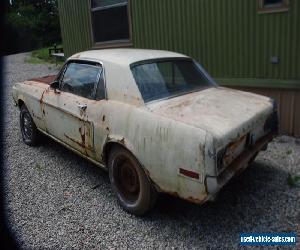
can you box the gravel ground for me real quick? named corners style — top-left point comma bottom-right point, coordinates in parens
top-left (3, 53), bottom-right (300, 249)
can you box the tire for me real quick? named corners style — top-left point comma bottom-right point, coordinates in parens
top-left (248, 152), bottom-right (259, 167)
top-left (108, 145), bottom-right (157, 216)
top-left (20, 104), bottom-right (40, 146)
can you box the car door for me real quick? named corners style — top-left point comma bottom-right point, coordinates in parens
top-left (40, 60), bottom-right (107, 159)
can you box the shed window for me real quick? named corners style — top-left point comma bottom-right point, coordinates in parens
top-left (258, 0), bottom-right (289, 13)
top-left (91, 0), bottom-right (131, 44)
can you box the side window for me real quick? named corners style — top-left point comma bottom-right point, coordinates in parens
top-left (95, 73), bottom-right (106, 100)
top-left (60, 62), bottom-right (102, 99)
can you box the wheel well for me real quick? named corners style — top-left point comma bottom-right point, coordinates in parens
top-left (103, 141), bottom-right (128, 165)
top-left (103, 141), bottom-right (159, 192)
top-left (17, 99), bottom-right (25, 109)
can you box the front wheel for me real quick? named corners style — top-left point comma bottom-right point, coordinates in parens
top-left (20, 104), bottom-right (40, 146)
top-left (108, 145), bottom-right (157, 216)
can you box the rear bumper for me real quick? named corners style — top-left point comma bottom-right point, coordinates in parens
top-left (205, 131), bottom-right (276, 197)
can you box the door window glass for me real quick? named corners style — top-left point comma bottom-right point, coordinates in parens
top-left (61, 63), bottom-right (102, 99)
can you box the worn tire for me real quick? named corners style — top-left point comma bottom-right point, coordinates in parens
top-left (20, 104), bottom-right (40, 146)
top-left (108, 145), bottom-right (157, 216)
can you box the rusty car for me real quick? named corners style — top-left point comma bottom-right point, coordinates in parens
top-left (12, 49), bottom-right (278, 215)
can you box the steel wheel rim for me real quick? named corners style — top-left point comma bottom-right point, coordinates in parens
top-left (114, 156), bottom-right (140, 203)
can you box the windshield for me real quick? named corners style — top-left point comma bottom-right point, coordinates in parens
top-left (131, 58), bottom-right (215, 103)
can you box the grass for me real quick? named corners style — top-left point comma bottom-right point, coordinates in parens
top-left (288, 174), bottom-right (300, 187)
top-left (26, 45), bottom-right (64, 65)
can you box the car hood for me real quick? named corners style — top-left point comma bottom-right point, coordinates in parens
top-left (147, 87), bottom-right (274, 138)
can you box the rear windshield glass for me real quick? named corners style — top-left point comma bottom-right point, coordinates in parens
top-left (131, 59), bottom-right (214, 103)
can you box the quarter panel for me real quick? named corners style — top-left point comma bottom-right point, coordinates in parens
top-left (101, 101), bottom-right (209, 201)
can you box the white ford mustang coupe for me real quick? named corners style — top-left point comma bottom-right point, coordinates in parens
top-left (12, 49), bottom-right (278, 215)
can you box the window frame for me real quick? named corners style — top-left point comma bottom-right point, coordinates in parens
top-left (89, 0), bottom-right (133, 49)
top-left (57, 60), bottom-right (107, 101)
top-left (257, 0), bottom-right (289, 14)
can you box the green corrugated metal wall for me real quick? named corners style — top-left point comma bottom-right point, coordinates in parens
top-left (58, 0), bottom-right (92, 58)
top-left (58, 0), bottom-right (300, 80)
top-left (131, 0), bottom-right (300, 80)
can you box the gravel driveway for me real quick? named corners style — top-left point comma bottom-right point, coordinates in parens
top-left (3, 53), bottom-right (300, 249)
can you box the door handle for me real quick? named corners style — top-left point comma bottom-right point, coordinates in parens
top-left (77, 104), bottom-right (87, 111)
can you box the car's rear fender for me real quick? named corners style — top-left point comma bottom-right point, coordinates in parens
top-left (100, 101), bottom-right (211, 203)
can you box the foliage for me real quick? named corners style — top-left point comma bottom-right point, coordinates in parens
top-left (287, 174), bottom-right (300, 188)
top-left (26, 46), bottom-right (64, 65)
top-left (5, 0), bottom-right (62, 55)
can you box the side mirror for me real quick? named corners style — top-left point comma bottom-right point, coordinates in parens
top-left (50, 80), bottom-right (61, 93)
top-left (50, 80), bottom-right (59, 89)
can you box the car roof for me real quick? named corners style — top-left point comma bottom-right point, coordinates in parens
top-left (67, 49), bottom-right (191, 107)
top-left (68, 48), bottom-right (189, 66)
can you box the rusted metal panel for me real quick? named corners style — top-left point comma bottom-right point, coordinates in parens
top-left (29, 75), bottom-right (56, 85)
top-left (39, 89), bottom-right (97, 157)
top-left (207, 132), bottom-right (277, 196)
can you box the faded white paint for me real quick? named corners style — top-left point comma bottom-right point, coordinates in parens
top-left (12, 49), bottom-right (277, 204)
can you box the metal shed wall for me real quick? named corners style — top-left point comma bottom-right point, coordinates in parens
top-left (58, 0), bottom-right (300, 80)
top-left (131, 0), bottom-right (300, 81)
top-left (232, 87), bottom-right (300, 136)
top-left (57, 0), bottom-right (92, 58)
top-left (57, 0), bottom-right (300, 135)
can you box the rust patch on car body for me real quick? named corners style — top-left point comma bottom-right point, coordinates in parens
top-left (64, 133), bottom-right (92, 151)
top-left (119, 137), bottom-right (126, 144)
top-left (164, 190), bottom-right (204, 204)
top-left (32, 112), bottom-right (42, 121)
top-left (185, 196), bottom-right (203, 204)
top-left (165, 191), bottom-right (180, 198)
top-left (29, 75), bottom-right (56, 85)
top-left (222, 134), bottom-right (247, 167)
top-left (79, 126), bottom-right (86, 146)
top-left (40, 90), bottom-right (46, 104)
top-left (216, 132), bottom-right (276, 189)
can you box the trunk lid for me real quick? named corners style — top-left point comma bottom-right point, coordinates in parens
top-left (147, 87), bottom-right (276, 174)
top-left (147, 87), bottom-right (274, 139)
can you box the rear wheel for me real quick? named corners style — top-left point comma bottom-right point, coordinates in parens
top-left (20, 104), bottom-right (40, 146)
top-left (108, 145), bottom-right (157, 216)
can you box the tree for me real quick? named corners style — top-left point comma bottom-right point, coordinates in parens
top-left (5, 0), bottom-right (61, 54)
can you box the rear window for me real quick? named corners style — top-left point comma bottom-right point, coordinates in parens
top-left (131, 59), bottom-right (214, 103)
